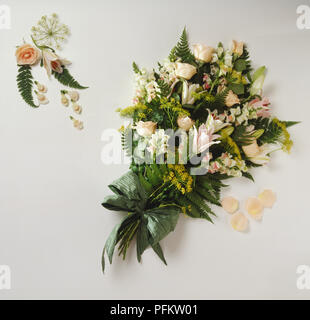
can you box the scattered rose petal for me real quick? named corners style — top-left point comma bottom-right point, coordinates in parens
top-left (221, 196), bottom-right (239, 214)
top-left (231, 212), bottom-right (248, 232)
top-left (258, 189), bottom-right (276, 208)
top-left (246, 197), bottom-right (263, 220)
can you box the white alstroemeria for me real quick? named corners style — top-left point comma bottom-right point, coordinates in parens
top-left (250, 66), bottom-right (266, 96)
top-left (147, 129), bottom-right (169, 156)
top-left (182, 81), bottom-right (199, 104)
top-left (249, 143), bottom-right (281, 165)
top-left (42, 49), bottom-right (71, 77)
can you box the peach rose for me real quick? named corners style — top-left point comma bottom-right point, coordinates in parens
top-left (15, 44), bottom-right (41, 66)
top-left (225, 90), bottom-right (240, 107)
top-left (177, 116), bottom-right (194, 131)
top-left (135, 121), bottom-right (157, 137)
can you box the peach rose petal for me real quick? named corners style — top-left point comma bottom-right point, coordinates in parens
top-left (258, 189), bottom-right (276, 208)
top-left (246, 197), bottom-right (263, 220)
top-left (221, 196), bottom-right (239, 214)
top-left (230, 212), bottom-right (248, 232)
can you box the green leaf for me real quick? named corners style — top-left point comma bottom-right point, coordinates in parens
top-left (228, 83), bottom-right (244, 95)
top-left (52, 67), bottom-right (88, 89)
top-left (252, 66), bottom-right (266, 82)
top-left (144, 206), bottom-right (180, 244)
top-left (283, 121), bottom-right (300, 128)
top-left (250, 66), bottom-right (266, 96)
top-left (102, 171), bottom-right (148, 213)
top-left (136, 221), bottom-right (149, 262)
top-left (151, 242), bottom-right (167, 265)
top-left (102, 194), bottom-right (138, 212)
top-left (242, 172), bottom-right (254, 182)
top-left (108, 171), bottom-right (147, 203)
top-left (234, 59), bottom-right (247, 72)
top-left (102, 213), bottom-right (140, 272)
top-left (17, 65), bottom-right (39, 108)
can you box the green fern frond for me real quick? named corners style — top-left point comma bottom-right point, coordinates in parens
top-left (173, 27), bottom-right (195, 64)
top-left (17, 65), bottom-right (39, 108)
top-left (250, 117), bottom-right (282, 145)
top-left (157, 79), bottom-right (170, 97)
top-left (52, 67), bottom-right (88, 89)
top-left (121, 128), bottom-right (133, 158)
top-left (185, 192), bottom-right (214, 222)
top-left (169, 46), bottom-right (177, 62)
top-left (231, 125), bottom-right (255, 146)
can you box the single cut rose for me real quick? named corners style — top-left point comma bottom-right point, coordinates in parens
top-left (16, 44), bottom-right (41, 66)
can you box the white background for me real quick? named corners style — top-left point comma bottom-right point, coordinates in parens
top-left (0, 0), bottom-right (308, 299)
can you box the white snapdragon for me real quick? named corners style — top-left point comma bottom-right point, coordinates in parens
top-left (159, 58), bottom-right (177, 85)
top-left (133, 68), bottom-right (160, 104)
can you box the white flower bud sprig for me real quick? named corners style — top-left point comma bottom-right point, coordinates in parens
top-left (61, 90), bottom-right (84, 130)
top-left (70, 116), bottom-right (83, 130)
top-left (34, 81), bottom-right (48, 93)
top-left (35, 90), bottom-right (49, 105)
top-left (60, 90), bottom-right (69, 107)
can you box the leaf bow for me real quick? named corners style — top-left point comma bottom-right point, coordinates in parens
top-left (101, 171), bottom-right (180, 272)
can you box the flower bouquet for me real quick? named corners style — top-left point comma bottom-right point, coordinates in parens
top-left (101, 28), bottom-right (297, 271)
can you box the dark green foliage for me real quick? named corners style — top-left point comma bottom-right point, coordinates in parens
top-left (132, 61), bottom-right (141, 74)
top-left (283, 121), bottom-right (300, 128)
top-left (231, 125), bottom-right (255, 146)
top-left (235, 46), bottom-right (252, 75)
top-left (242, 171), bottom-right (254, 182)
top-left (157, 79), bottom-right (171, 97)
top-left (169, 27), bottom-right (195, 64)
top-left (52, 67), bottom-right (88, 89)
top-left (228, 82), bottom-right (244, 95)
top-left (101, 171), bottom-right (180, 271)
top-left (17, 65), bottom-right (38, 108)
top-left (250, 117), bottom-right (282, 144)
top-left (190, 89), bottom-right (229, 122)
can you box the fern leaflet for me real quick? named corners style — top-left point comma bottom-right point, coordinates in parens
top-left (52, 67), bottom-right (88, 89)
top-left (17, 65), bottom-right (38, 108)
top-left (172, 27), bottom-right (195, 64)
